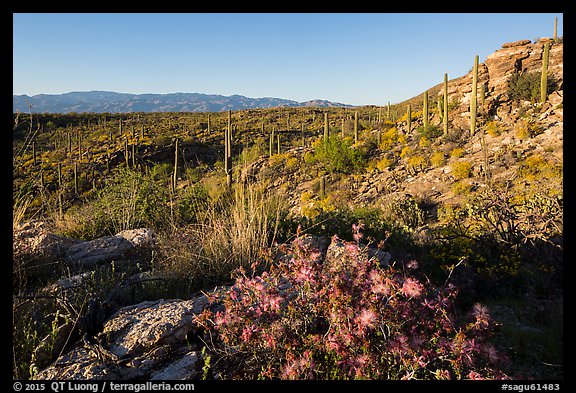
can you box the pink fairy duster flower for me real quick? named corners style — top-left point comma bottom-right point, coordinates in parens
top-left (281, 360), bottom-right (299, 380)
top-left (406, 259), bottom-right (419, 270)
top-left (241, 325), bottom-right (258, 342)
top-left (357, 308), bottom-right (378, 329)
top-left (467, 371), bottom-right (485, 380)
top-left (401, 277), bottom-right (424, 298)
top-left (470, 303), bottom-right (491, 327)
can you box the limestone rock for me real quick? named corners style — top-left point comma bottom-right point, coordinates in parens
top-left (13, 220), bottom-right (82, 262)
top-left (65, 235), bottom-right (134, 267)
top-left (501, 39), bottom-right (532, 48)
top-left (117, 228), bottom-right (155, 248)
top-left (102, 298), bottom-right (209, 358)
top-left (35, 293), bottom-right (215, 380)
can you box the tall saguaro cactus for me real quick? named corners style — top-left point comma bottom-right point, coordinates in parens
top-left (553, 16), bottom-right (558, 42)
top-left (173, 138), bottom-right (179, 191)
top-left (407, 104), bottom-right (412, 133)
top-left (540, 41), bottom-right (550, 104)
top-left (443, 73), bottom-right (449, 135)
top-left (225, 110), bottom-right (233, 187)
top-left (269, 127), bottom-right (275, 157)
top-left (354, 111), bottom-right (359, 144)
top-left (324, 112), bottom-right (329, 141)
top-left (470, 54), bottom-right (479, 135)
top-left (423, 91), bottom-right (429, 131)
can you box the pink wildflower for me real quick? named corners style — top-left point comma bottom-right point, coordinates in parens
top-left (357, 308), bottom-right (378, 329)
top-left (467, 371), bottom-right (485, 380)
top-left (470, 303), bottom-right (491, 327)
top-left (241, 325), bottom-right (257, 342)
top-left (401, 277), bottom-right (424, 298)
top-left (406, 259), bottom-right (419, 270)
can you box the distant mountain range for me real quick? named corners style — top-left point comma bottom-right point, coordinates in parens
top-left (12, 91), bottom-right (353, 113)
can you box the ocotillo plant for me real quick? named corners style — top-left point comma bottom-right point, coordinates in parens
top-left (443, 73), bottom-right (449, 135)
top-left (32, 141), bottom-right (36, 165)
top-left (324, 112), bottom-right (329, 141)
top-left (540, 41), bottom-right (550, 104)
top-left (423, 91), bottom-right (429, 131)
top-left (354, 111), bottom-right (359, 144)
top-left (407, 104), bottom-right (412, 133)
top-left (470, 54), bottom-right (479, 135)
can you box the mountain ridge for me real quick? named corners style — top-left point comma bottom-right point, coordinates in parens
top-left (12, 91), bottom-right (353, 113)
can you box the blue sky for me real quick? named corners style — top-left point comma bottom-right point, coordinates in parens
top-left (13, 13), bottom-right (563, 106)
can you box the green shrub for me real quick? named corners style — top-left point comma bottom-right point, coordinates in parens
top-left (451, 161), bottom-right (472, 180)
top-left (485, 120), bottom-right (505, 137)
top-left (431, 151), bottom-right (446, 167)
top-left (508, 72), bottom-right (557, 103)
top-left (313, 136), bottom-right (366, 174)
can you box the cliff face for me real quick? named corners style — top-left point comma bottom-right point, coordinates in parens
top-left (443, 38), bottom-right (563, 129)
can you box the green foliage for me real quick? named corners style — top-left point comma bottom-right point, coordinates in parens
top-left (508, 72), bottom-right (557, 103)
top-left (313, 136), bottom-right (366, 174)
top-left (518, 154), bottom-right (562, 182)
top-left (485, 120), bottom-right (505, 137)
top-left (430, 151), bottom-right (446, 167)
top-left (418, 124), bottom-right (442, 140)
top-left (451, 161), bottom-right (473, 180)
top-left (514, 119), bottom-right (543, 140)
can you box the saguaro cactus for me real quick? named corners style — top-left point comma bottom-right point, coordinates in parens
top-left (269, 127), bottom-right (275, 157)
top-left (277, 134), bottom-right (281, 155)
top-left (540, 41), bottom-right (550, 104)
top-left (74, 162), bottom-right (78, 194)
top-left (324, 112), bottom-right (329, 141)
top-left (124, 138), bottom-right (129, 168)
top-left (470, 54), bottom-right (479, 135)
top-left (443, 73), bottom-right (449, 135)
top-left (553, 16), bottom-right (558, 42)
top-left (320, 175), bottom-right (326, 199)
top-left (407, 104), bottom-right (412, 133)
top-left (225, 110), bottom-right (233, 187)
top-left (173, 138), bottom-right (179, 191)
top-left (354, 111), bottom-right (359, 144)
top-left (423, 91), bottom-right (429, 131)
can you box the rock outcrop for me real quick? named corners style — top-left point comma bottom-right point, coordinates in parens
top-left (34, 294), bottom-right (219, 380)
